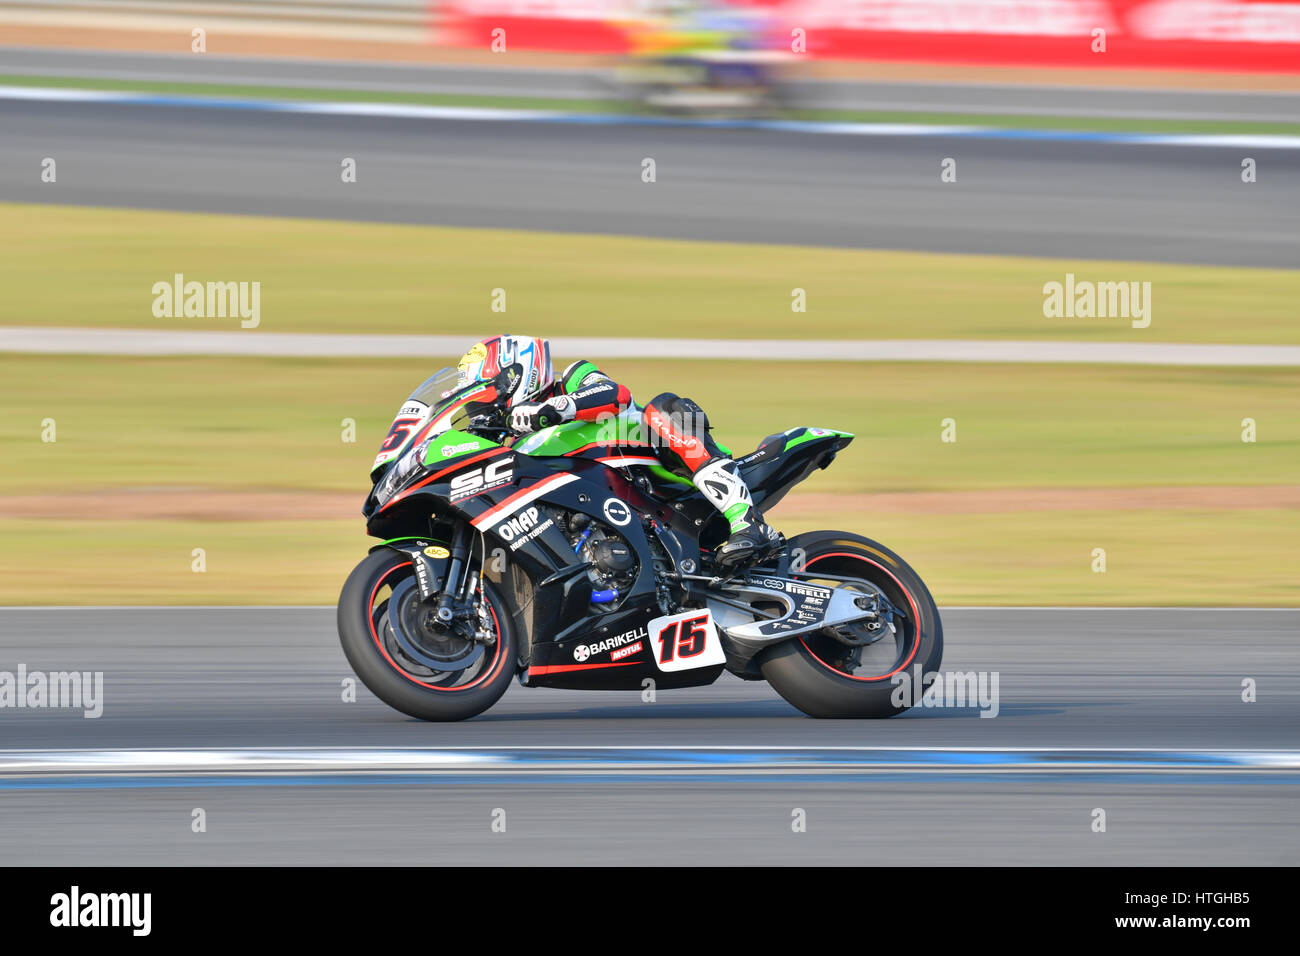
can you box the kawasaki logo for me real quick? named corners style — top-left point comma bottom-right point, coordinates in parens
top-left (442, 441), bottom-right (483, 457)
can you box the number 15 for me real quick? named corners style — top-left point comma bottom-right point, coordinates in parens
top-left (657, 615), bottom-right (710, 663)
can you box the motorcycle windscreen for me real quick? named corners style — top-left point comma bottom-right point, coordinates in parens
top-left (370, 365), bottom-right (519, 484)
top-left (369, 367), bottom-right (462, 481)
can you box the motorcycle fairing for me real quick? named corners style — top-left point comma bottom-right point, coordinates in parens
top-left (360, 410), bottom-right (856, 688)
top-left (522, 603), bottom-right (725, 691)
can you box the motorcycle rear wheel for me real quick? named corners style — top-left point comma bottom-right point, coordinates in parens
top-left (759, 531), bottom-right (943, 718)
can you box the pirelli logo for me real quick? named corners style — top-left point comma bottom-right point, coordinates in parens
top-left (785, 581), bottom-right (831, 598)
top-left (761, 578), bottom-right (831, 599)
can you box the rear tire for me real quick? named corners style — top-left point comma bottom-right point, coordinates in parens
top-left (337, 549), bottom-right (517, 721)
top-left (759, 531), bottom-right (943, 718)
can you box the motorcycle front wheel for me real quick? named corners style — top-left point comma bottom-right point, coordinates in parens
top-left (337, 549), bottom-right (517, 721)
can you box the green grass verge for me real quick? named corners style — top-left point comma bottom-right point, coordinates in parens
top-left (0, 519), bottom-right (361, 606)
top-left (4, 73), bottom-right (1300, 136)
top-left (0, 73), bottom-right (618, 114)
top-left (4, 203), bottom-right (1298, 343)
top-left (3, 356), bottom-right (1296, 495)
top-left (1, 355), bottom-right (1296, 605)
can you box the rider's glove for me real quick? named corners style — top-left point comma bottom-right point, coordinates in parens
top-left (509, 395), bottom-right (576, 435)
top-left (509, 403), bottom-right (543, 435)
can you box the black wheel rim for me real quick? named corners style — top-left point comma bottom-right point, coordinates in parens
top-left (366, 562), bottom-right (504, 692)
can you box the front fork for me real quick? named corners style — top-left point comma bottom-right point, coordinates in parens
top-left (409, 522), bottom-right (492, 644)
top-left (432, 521), bottom-right (471, 622)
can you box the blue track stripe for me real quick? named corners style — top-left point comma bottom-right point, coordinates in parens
top-left (1, 747), bottom-right (1297, 790)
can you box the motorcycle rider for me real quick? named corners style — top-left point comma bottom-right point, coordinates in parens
top-left (455, 334), bottom-right (782, 568)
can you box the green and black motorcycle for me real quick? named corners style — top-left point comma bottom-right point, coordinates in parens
top-left (338, 365), bottom-right (942, 721)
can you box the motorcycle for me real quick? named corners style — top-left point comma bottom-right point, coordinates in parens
top-left (338, 364), bottom-right (943, 721)
top-left (605, 48), bottom-right (793, 115)
top-left (604, 12), bottom-right (795, 116)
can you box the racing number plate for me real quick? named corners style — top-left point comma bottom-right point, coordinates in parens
top-left (646, 609), bottom-right (726, 673)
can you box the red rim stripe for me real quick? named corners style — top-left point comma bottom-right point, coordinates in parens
top-left (367, 561), bottom-right (507, 692)
top-left (798, 552), bottom-right (922, 682)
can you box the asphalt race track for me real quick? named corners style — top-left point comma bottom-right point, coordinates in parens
top-left (2, 99), bottom-right (1297, 266)
top-left (0, 607), bottom-right (1296, 865)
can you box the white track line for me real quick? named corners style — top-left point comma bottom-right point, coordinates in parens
top-left (5, 85), bottom-right (1300, 148)
top-left (0, 747), bottom-right (1296, 777)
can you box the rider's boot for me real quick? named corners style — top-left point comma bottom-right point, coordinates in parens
top-left (692, 457), bottom-right (783, 569)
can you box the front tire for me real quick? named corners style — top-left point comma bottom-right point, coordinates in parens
top-left (759, 531), bottom-right (943, 718)
top-left (337, 549), bottom-right (517, 721)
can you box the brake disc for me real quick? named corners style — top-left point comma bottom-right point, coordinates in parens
top-left (385, 579), bottom-right (484, 672)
